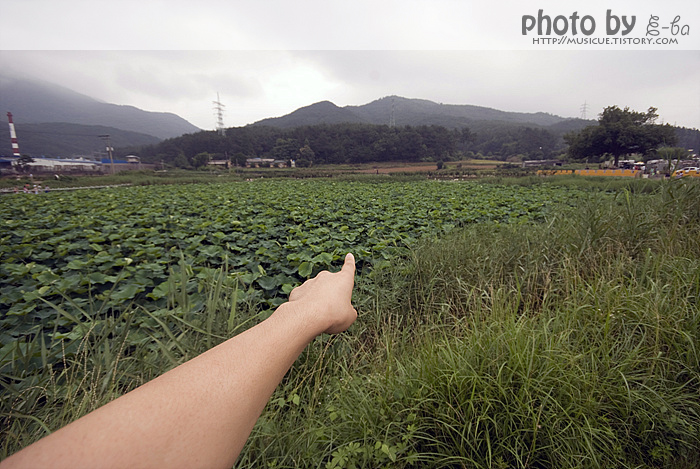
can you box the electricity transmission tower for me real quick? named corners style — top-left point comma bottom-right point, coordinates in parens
top-left (580, 101), bottom-right (589, 120)
top-left (213, 93), bottom-right (226, 136)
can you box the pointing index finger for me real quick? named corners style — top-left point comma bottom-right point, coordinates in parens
top-left (342, 253), bottom-right (355, 275)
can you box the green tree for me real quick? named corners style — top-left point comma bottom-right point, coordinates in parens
top-left (272, 138), bottom-right (299, 161)
top-left (192, 152), bottom-right (211, 169)
top-left (297, 142), bottom-right (315, 166)
top-left (230, 152), bottom-right (247, 167)
top-left (172, 152), bottom-right (191, 169)
top-left (564, 106), bottom-right (676, 166)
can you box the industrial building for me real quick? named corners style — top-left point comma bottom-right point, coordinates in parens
top-left (2, 112), bottom-right (151, 175)
top-left (0, 155), bottom-right (102, 174)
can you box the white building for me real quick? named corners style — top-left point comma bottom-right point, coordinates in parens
top-left (1, 156), bottom-right (102, 173)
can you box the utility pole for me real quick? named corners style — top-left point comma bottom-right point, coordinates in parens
top-left (99, 134), bottom-right (114, 174)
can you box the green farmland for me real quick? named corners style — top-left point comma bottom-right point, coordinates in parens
top-left (0, 179), bottom-right (583, 340)
top-left (1, 177), bottom-right (699, 467)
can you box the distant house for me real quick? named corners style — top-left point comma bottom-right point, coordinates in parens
top-left (246, 157), bottom-right (280, 168)
top-left (245, 157), bottom-right (262, 168)
top-left (208, 159), bottom-right (231, 169)
top-left (125, 155), bottom-right (140, 165)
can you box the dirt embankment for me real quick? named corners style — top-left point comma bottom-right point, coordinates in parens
top-left (356, 161), bottom-right (499, 174)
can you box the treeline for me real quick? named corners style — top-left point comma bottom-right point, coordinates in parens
top-left (124, 121), bottom-right (698, 167)
top-left (467, 125), bottom-right (559, 160)
top-left (125, 123), bottom-right (568, 167)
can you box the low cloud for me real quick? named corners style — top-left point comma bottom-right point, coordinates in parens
top-left (2, 50), bottom-right (698, 129)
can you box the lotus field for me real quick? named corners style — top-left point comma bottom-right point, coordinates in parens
top-left (1, 180), bottom-right (581, 345)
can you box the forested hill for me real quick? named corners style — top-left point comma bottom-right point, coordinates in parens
top-left (126, 96), bottom-right (699, 167)
top-left (132, 121), bottom-right (578, 166)
top-left (253, 96), bottom-right (570, 129)
top-left (253, 101), bottom-right (368, 127)
top-left (130, 118), bottom-right (700, 168)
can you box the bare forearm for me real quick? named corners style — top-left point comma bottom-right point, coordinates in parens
top-left (2, 253), bottom-right (357, 468)
top-left (2, 304), bottom-right (319, 469)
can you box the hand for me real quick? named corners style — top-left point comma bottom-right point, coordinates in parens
top-left (287, 253), bottom-right (357, 335)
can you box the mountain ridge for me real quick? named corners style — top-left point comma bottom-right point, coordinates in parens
top-left (251, 95), bottom-right (576, 129)
top-left (0, 75), bottom-right (200, 141)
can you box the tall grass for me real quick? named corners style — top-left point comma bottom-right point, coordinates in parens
top-left (2, 178), bottom-right (698, 468)
top-left (0, 260), bottom-right (264, 458)
top-left (238, 179), bottom-right (699, 468)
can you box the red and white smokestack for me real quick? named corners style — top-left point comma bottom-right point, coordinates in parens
top-left (7, 112), bottom-right (21, 157)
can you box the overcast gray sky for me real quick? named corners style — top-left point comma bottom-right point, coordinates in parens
top-left (1, 0), bottom-right (698, 130)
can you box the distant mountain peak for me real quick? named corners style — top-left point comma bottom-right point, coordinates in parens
top-left (254, 100), bottom-right (367, 128)
top-left (310, 100), bottom-right (340, 107)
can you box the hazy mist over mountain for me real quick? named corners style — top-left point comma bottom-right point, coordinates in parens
top-left (0, 74), bottom-right (200, 140)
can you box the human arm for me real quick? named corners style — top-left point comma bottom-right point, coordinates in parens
top-left (1, 253), bottom-right (358, 469)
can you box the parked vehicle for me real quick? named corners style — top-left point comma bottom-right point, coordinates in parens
top-left (671, 167), bottom-right (700, 178)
